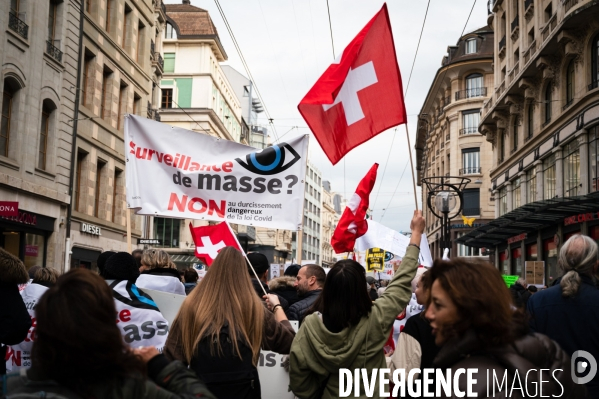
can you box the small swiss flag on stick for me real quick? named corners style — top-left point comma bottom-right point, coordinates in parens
top-left (298, 3), bottom-right (407, 165)
top-left (189, 221), bottom-right (243, 266)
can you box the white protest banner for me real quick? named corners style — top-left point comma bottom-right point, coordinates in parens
top-left (110, 280), bottom-right (170, 351)
top-left (257, 351), bottom-right (295, 399)
top-left (142, 288), bottom-right (187, 325)
top-left (5, 283), bottom-right (48, 372)
top-left (355, 220), bottom-right (433, 266)
top-left (125, 115), bottom-right (308, 230)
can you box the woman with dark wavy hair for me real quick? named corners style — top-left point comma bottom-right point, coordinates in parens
top-left (6, 268), bottom-right (215, 399)
top-left (425, 257), bottom-right (586, 398)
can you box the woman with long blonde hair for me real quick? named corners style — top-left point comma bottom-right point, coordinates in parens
top-left (164, 246), bottom-right (295, 399)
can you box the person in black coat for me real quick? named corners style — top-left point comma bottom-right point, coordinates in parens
top-left (509, 278), bottom-right (531, 308)
top-left (528, 234), bottom-right (599, 398)
top-left (0, 248), bottom-right (33, 376)
top-left (246, 252), bottom-right (288, 310)
top-left (286, 265), bottom-right (325, 324)
top-left (268, 265), bottom-right (301, 307)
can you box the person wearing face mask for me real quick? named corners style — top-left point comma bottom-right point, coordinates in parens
top-left (424, 258), bottom-right (587, 399)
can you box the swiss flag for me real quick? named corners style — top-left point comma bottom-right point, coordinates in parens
top-left (189, 222), bottom-right (243, 266)
top-left (298, 3), bottom-right (406, 165)
top-left (331, 164), bottom-right (378, 253)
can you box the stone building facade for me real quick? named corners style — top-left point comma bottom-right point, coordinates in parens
top-left (457, 0), bottom-right (599, 284)
top-left (68, 0), bottom-right (165, 271)
top-left (416, 26), bottom-right (495, 259)
top-left (0, 0), bottom-right (80, 272)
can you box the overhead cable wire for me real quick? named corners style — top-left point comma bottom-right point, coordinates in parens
top-left (380, 160), bottom-right (410, 221)
top-left (213, 0), bottom-right (280, 143)
top-left (325, 0), bottom-right (336, 59)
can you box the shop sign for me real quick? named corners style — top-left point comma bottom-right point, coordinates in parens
top-left (138, 238), bottom-right (162, 245)
top-left (564, 212), bottom-right (599, 226)
top-left (450, 223), bottom-right (485, 229)
top-left (25, 245), bottom-right (38, 257)
top-left (0, 201), bottom-right (18, 217)
top-left (0, 211), bottom-right (37, 226)
top-left (507, 233), bottom-right (527, 245)
top-left (81, 223), bottom-right (102, 236)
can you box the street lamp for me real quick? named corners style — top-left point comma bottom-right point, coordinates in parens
top-left (422, 176), bottom-right (471, 258)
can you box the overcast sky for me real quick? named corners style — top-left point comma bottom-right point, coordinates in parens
top-left (167, 0), bottom-right (490, 232)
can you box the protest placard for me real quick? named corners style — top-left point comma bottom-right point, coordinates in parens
top-left (125, 115), bottom-right (308, 230)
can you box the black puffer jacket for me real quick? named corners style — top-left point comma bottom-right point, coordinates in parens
top-left (268, 276), bottom-right (300, 307)
top-left (250, 278), bottom-right (289, 310)
top-left (286, 289), bottom-right (322, 324)
top-left (0, 249), bottom-right (32, 375)
top-left (433, 329), bottom-right (588, 399)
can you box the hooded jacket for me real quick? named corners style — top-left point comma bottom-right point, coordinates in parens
top-left (269, 276), bottom-right (300, 306)
top-left (432, 329), bottom-right (588, 399)
top-left (289, 246), bottom-right (420, 399)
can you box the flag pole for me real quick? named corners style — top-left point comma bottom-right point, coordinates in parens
top-left (225, 221), bottom-right (268, 297)
top-left (405, 124), bottom-right (419, 210)
top-left (126, 209), bottom-right (132, 253)
top-left (296, 228), bottom-right (303, 265)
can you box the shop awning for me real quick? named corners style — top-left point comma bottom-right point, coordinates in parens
top-left (170, 254), bottom-right (203, 267)
top-left (455, 192), bottom-right (599, 248)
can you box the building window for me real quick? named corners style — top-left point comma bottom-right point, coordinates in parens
top-left (101, 67), bottom-right (112, 119)
top-left (513, 178), bottom-right (521, 209)
top-left (499, 130), bottom-right (506, 163)
top-left (117, 82), bottom-right (127, 130)
top-left (75, 152), bottom-right (86, 212)
top-left (82, 53), bottom-right (95, 107)
top-left (462, 188), bottom-right (480, 216)
top-left (111, 169), bottom-right (122, 223)
top-left (461, 148), bottom-right (480, 175)
top-left (38, 101), bottom-right (54, 170)
top-left (590, 127), bottom-right (599, 192)
top-left (94, 160), bottom-right (105, 218)
top-left (461, 110), bottom-right (479, 135)
top-left (154, 218), bottom-right (180, 248)
top-left (543, 154), bottom-right (556, 199)
top-left (133, 93), bottom-right (141, 116)
top-left (457, 232), bottom-right (482, 256)
top-left (544, 83), bottom-right (552, 124)
top-left (136, 21), bottom-right (145, 63)
top-left (122, 5), bottom-right (131, 48)
top-left (86, 0), bottom-right (91, 12)
top-left (566, 59), bottom-right (575, 106)
top-left (527, 103), bottom-right (534, 139)
top-left (164, 53), bottom-right (175, 73)
top-left (512, 117), bottom-right (519, 151)
top-left (48, 0), bottom-right (58, 41)
top-left (1, 80), bottom-right (17, 157)
top-left (527, 166), bottom-right (537, 203)
top-left (465, 73), bottom-right (484, 97)
top-left (465, 38), bottom-right (477, 54)
top-left (161, 88), bottom-right (173, 109)
top-left (498, 187), bottom-right (508, 216)
top-left (592, 34), bottom-right (599, 90)
top-left (105, 0), bottom-right (112, 33)
top-left (563, 139), bottom-right (580, 197)
top-left (165, 23), bottom-right (176, 39)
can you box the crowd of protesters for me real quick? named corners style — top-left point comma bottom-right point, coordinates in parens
top-left (2, 211), bottom-right (599, 398)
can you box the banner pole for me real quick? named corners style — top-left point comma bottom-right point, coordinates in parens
top-left (405, 124), bottom-right (419, 211)
top-left (126, 209), bottom-right (132, 253)
top-left (225, 221), bottom-right (268, 297)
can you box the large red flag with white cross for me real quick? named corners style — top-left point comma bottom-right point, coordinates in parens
top-left (189, 222), bottom-right (243, 266)
top-left (298, 3), bottom-right (407, 165)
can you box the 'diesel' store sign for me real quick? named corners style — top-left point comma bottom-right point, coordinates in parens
top-left (81, 223), bottom-right (102, 236)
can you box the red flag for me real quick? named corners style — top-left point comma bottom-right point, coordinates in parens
top-left (331, 164), bottom-right (378, 253)
top-left (189, 222), bottom-right (243, 266)
top-left (298, 4), bottom-right (406, 165)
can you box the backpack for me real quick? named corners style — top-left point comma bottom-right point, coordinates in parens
top-left (189, 324), bottom-right (260, 399)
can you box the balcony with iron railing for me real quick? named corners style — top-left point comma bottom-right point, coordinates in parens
top-left (455, 87), bottom-right (487, 100)
top-left (460, 127), bottom-right (479, 135)
top-left (524, 0), bottom-right (534, 17)
top-left (9, 12), bottom-right (28, 40)
top-left (150, 40), bottom-right (155, 56)
top-left (147, 101), bottom-right (154, 119)
top-left (541, 14), bottom-right (557, 43)
top-left (45, 40), bottom-right (62, 63)
top-left (459, 167), bottom-right (482, 175)
top-left (446, 133), bottom-right (450, 141)
top-left (154, 112), bottom-right (161, 122)
top-left (564, 0), bottom-right (579, 13)
top-left (442, 95), bottom-right (451, 107)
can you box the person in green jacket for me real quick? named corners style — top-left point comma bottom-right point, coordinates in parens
top-left (5, 268), bottom-right (216, 399)
top-left (289, 210), bottom-right (425, 399)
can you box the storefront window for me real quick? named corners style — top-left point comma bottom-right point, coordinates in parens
top-left (457, 232), bottom-right (482, 256)
top-left (527, 166), bottom-right (537, 203)
top-left (512, 247), bottom-right (522, 276)
top-left (543, 154), bottom-right (556, 199)
top-left (591, 226), bottom-right (599, 245)
top-left (154, 217), bottom-right (181, 248)
top-left (499, 249), bottom-right (509, 275)
top-left (563, 140), bottom-right (580, 197)
top-left (543, 237), bottom-right (558, 285)
top-left (564, 231), bottom-right (580, 242)
top-left (23, 233), bottom-right (45, 270)
top-left (526, 243), bottom-right (538, 261)
top-left (589, 127), bottom-right (599, 192)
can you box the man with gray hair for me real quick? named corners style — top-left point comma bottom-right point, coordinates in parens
top-left (528, 234), bottom-right (599, 398)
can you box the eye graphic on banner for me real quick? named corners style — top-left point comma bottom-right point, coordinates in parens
top-left (235, 142), bottom-right (301, 175)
